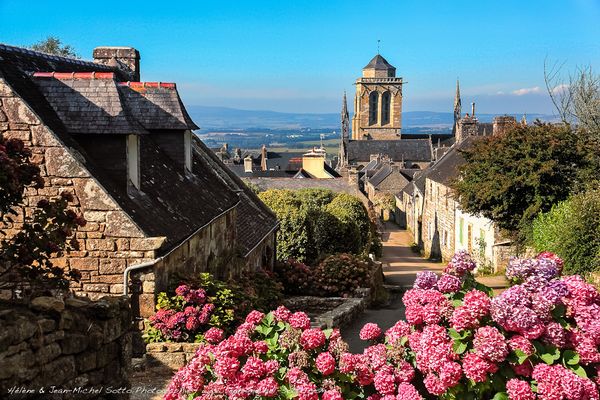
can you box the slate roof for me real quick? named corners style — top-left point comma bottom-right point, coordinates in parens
top-left (191, 138), bottom-right (278, 256)
top-left (368, 164), bottom-right (393, 187)
top-left (347, 139), bottom-right (433, 163)
top-left (426, 137), bottom-right (476, 186)
top-left (32, 73), bottom-right (147, 135)
top-left (363, 54), bottom-right (396, 72)
top-left (0, 43), bottom-right (252, 253)
top-left (117, 82), bottom-right (198, 130)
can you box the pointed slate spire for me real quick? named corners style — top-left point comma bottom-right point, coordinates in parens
top-left (339, 91), bottom-right (350, 169)
top-left (453, 79), bottom-right (462, 135)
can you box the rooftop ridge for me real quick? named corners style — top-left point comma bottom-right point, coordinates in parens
top-left (0, 43), bottom-right (110, 69)
top-left (118, 81), bottom-right (176, 89)
top-left (33, 71), bottom-right (115, 79)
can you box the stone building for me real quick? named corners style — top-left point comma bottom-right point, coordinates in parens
top-left (0, 44), bottom-right (278, 317)
top-left (351, 54), bottom-right (403, 140)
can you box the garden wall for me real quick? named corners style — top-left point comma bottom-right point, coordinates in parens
top-left (0, 295), bottom-right (131, 399)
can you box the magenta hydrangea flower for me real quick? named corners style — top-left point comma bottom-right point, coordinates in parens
top-left (414, 271), bottom-right (438, 290)
top-left (436, 273), bottom-right (462, 293)
top-left (360, 323), bottom-right (383, 341)
top-left (506, 378), bottom-right (536, 400)
top-left (374, 370), bottom-right (396, 395)
top-left (299, 328), bottom-right (326, 350)
top-left (473, 326), bottom-right (508, 363)
top-left (289, 311), bottom-right (311, 330)
top-left (315, 352), bottom-right (336, 376)
top-left (245, 310), bottom-right (265, 325)
top-left (396, 383), bottom-right (424, 400)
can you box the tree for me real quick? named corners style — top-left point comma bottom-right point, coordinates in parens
top-left (29, 36), bottom-right (79, 58)
top-left (532, 190), bottom-right (600, 276)
top-left (0, 134), bottom-right (85, 295)
top-left (452, 122), bottom-right (596, 241)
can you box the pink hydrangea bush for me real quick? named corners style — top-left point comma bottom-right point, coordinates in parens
top-left (167, 252), bottom-right (600, 399)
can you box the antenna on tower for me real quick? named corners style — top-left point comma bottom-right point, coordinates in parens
top-left (377, 39), bottom-right (381, 54)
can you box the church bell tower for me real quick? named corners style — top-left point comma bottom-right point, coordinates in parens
top-left (351, 54), bottom-right (403, 140)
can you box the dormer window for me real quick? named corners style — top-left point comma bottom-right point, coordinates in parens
top-left (127, 134), bottom-right (140, 189)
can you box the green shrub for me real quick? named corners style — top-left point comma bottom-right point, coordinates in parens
top-left (273, 258), bottom-right (315, 295)
top-left (312, 253), bottom-right (372, 297)
top-left (532, 189), bottom-right (600, 275)
top-left (259, 189), bottom-right (374, 264)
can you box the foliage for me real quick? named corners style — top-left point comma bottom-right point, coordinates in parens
top-left (242, 179), bottom-right (261, 195)
top-left (326, 193), bottom-right (371, 253)
top-left (273, 259), bottom-right (314, 296)
top-left (373, 192), bottom-right (396, 211)
top-left (452, 122), bottom-right (596, 241)
top-left (29, 36), bottom-right (79, 58)
top-left (0, 135), bottom-right (84, 294)
top-left (532, 189), bottom-right (600, 275)
top-left (145, 271), bottom-right (283, 343)
top-left (169, 251), bottom-right (600, 399)
top-left (259, 189), bottom-right (376, 264)
top-left (312, 253), bottom-right (372, 297)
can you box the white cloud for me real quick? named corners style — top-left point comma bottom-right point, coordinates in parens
top-left (511, 86), bottom-right (542, 96)
top-left (551, 83), bottom-right (570, 94)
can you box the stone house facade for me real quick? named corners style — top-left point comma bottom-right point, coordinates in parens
top-left (396, 115), bottom-right (519, 267)
top-left (0, 44), bottom-right (278, 317)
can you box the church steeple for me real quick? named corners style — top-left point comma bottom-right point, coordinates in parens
top-left (453, 79), bottom-right (462, 135)
top-left (338, 91), bottom-right (350, 169)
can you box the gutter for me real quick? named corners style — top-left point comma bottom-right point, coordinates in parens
top-left (243, 222), bottom-right (280, 258)
top-left (123, 201), bottom-right (239, 295)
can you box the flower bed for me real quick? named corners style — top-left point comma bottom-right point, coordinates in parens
top-left (165, 251), bottom-right (600, 399)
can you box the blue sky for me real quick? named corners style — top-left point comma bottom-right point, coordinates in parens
top-left (2, 0), bottom-right (599, 114)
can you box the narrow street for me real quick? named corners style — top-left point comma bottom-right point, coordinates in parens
top-left (342, 222), bottom-right (445, 352)
top-left (341, 222), bottom-right (507, 352)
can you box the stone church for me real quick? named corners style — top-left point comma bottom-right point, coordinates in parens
top-left (339, 54), bottom-right (434, 171)
top-left (351, 54), bottom-right (404, 140)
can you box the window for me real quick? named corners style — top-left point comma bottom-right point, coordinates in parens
top-left (381, 91), bottom-right (391, 125)
top-left (459, 217), bottom-right (464, 245)
top-left (369, 91), bottom-right (379, 125)
top-left (184, 130), bottom-right (192, 171)
top-left (127, 134), bottom-right (140, 189)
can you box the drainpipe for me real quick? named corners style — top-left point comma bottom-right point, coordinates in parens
top-left (122, 200), bottom-right (240, 295)
top-left (123, 258), bottom-right (163, 296)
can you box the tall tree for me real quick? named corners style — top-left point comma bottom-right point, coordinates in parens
top-left (452, 122), bottom-right (597, 241)
top-left (29, 36), bottom-right (79, 58)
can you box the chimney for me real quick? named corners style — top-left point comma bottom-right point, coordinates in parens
top-left (93, 47), bottom-right (140, 81)
top-left (471, 102), bottom-right (476, 117)
top-left (492, 115), bottom-right (517, 136)
top-left (260, 145), bottom-right (268, 171)
top-left (244, 156), bottom-right (253, 173)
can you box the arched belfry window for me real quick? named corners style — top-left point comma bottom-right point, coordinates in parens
top-left (381, 91), bottom-right (391, 125)
top-left (369, 91), bottom-right (379, 125)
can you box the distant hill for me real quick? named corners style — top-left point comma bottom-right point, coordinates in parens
top-left (187, 105), bottom-right (556, 130)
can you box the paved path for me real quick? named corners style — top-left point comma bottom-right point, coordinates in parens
top-left (341, 222), bottom-right (507, 352)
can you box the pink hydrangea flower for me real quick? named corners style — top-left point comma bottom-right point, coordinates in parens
top-left (374, 370), bottom-right (396, 395)
top-left (315, 352), bottom-right (336, 376)
top-left (255, 377), bottom-right (279, 397)
top-left (360, 323), bottom-right (383, 341)
top-left (396, 383), bottom-right (424, 400)
top-left (506, 378), bottom-right (536, 400)
top-left (473, 326), bottom-right (508, 362)
top-left (245, 310), bottom-right (265, 325)
top-left (289, 311), bottom-right (311, 330)
top-left (322, 388), bottom-right (344, 400)
top-left (204, 327), bottom-right (224, 344)
top-left (300, 328), bottom-right (326, 350)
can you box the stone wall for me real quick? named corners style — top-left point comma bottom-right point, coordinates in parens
top-left (421, 178), bottom-right (456, 261)
top-left (145, 342), bottom-right (202, 372)
top-left (0, 296), bottom-right (131, 399)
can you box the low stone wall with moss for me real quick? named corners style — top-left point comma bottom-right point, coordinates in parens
top-left (0, 296), bottom-right (131, 399)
